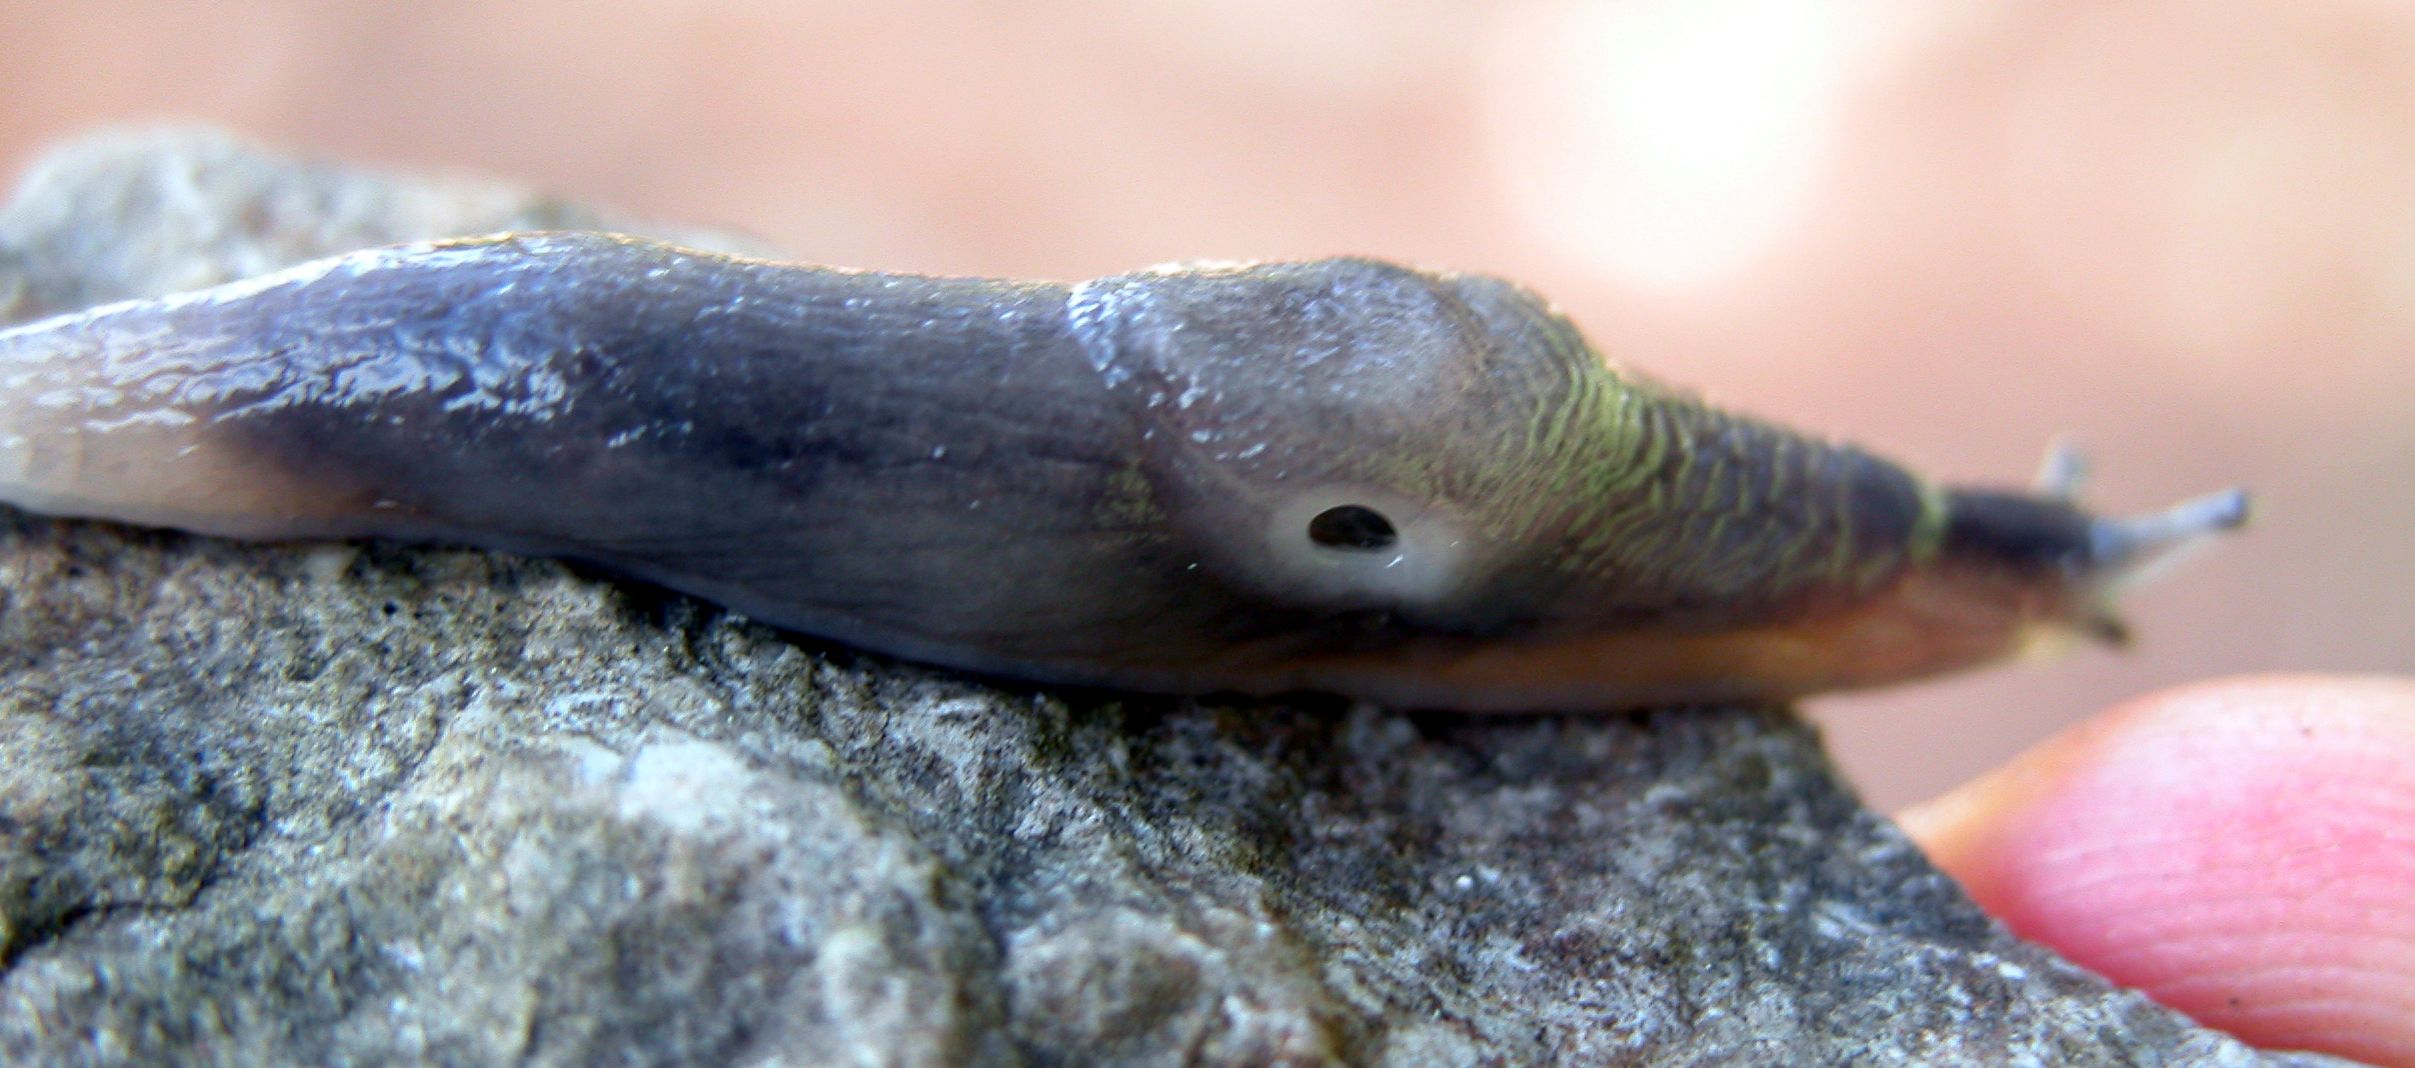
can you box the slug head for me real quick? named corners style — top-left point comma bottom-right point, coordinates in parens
top-left (1931, 476), bottom-right (2252, 652)
top-left (1068, 259), bottom-right (2247, 708)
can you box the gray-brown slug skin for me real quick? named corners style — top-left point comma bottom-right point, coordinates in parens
top-left (0, 231), bottom-right (2246, 711)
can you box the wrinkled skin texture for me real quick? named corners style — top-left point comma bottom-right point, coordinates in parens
top-left (1906, 674), bottom-right (2415, 1068)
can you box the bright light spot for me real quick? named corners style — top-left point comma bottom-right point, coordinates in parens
top-left (1484, 0), bottom-right (1851, 291)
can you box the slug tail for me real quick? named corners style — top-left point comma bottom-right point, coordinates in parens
top-left (0, 300), bottom-right (355, 539)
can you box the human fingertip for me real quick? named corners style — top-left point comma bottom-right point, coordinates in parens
top-left (1900, 674), bottom-right (2415, 1067)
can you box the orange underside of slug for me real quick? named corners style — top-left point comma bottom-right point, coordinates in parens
top-left (1294, 567), bottom-right (2068, 711)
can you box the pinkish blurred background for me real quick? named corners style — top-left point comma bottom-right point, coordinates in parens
top-left (1, 1), bottom-right (2405, 810)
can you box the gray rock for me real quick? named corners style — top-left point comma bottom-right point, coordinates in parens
top-left (0, 129), bottom-right (2359, 1067)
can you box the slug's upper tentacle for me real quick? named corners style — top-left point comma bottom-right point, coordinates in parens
top-left (2087, 487), bottom-right (2251, 595)
top-left (0, 232), bottom-right (2247, 710)
top-left (2033, 437), bottom-right (2090, 500)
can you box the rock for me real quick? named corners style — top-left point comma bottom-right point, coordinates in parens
top-left (0, 129), bottom-right (2359, 1067)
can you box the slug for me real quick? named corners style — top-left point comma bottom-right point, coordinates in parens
top-left (0, 232), bottom-right (2245, 711)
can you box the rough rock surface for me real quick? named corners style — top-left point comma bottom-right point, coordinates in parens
top-left (0, 130), bottom-right (2355, 1067)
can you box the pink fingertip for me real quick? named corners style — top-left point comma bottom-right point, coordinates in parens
top-left (1904, 675), bottom-right (2415, 1066)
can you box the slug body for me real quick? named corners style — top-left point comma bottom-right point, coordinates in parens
top-left (0, 233), bottom-right (2244, 710)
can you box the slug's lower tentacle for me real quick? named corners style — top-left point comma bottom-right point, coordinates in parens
top-left (0, 232), bottom-right (2248, 710)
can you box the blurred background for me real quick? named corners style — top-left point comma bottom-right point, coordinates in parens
top-left (1, 0), bottom-right (2405, 810)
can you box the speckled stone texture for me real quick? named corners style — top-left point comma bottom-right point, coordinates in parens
top-left (0, 130), bottom-right (2359, 1067)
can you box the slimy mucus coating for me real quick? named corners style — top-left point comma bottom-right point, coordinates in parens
top-left (0, 232), bottom-right (2246, 710)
